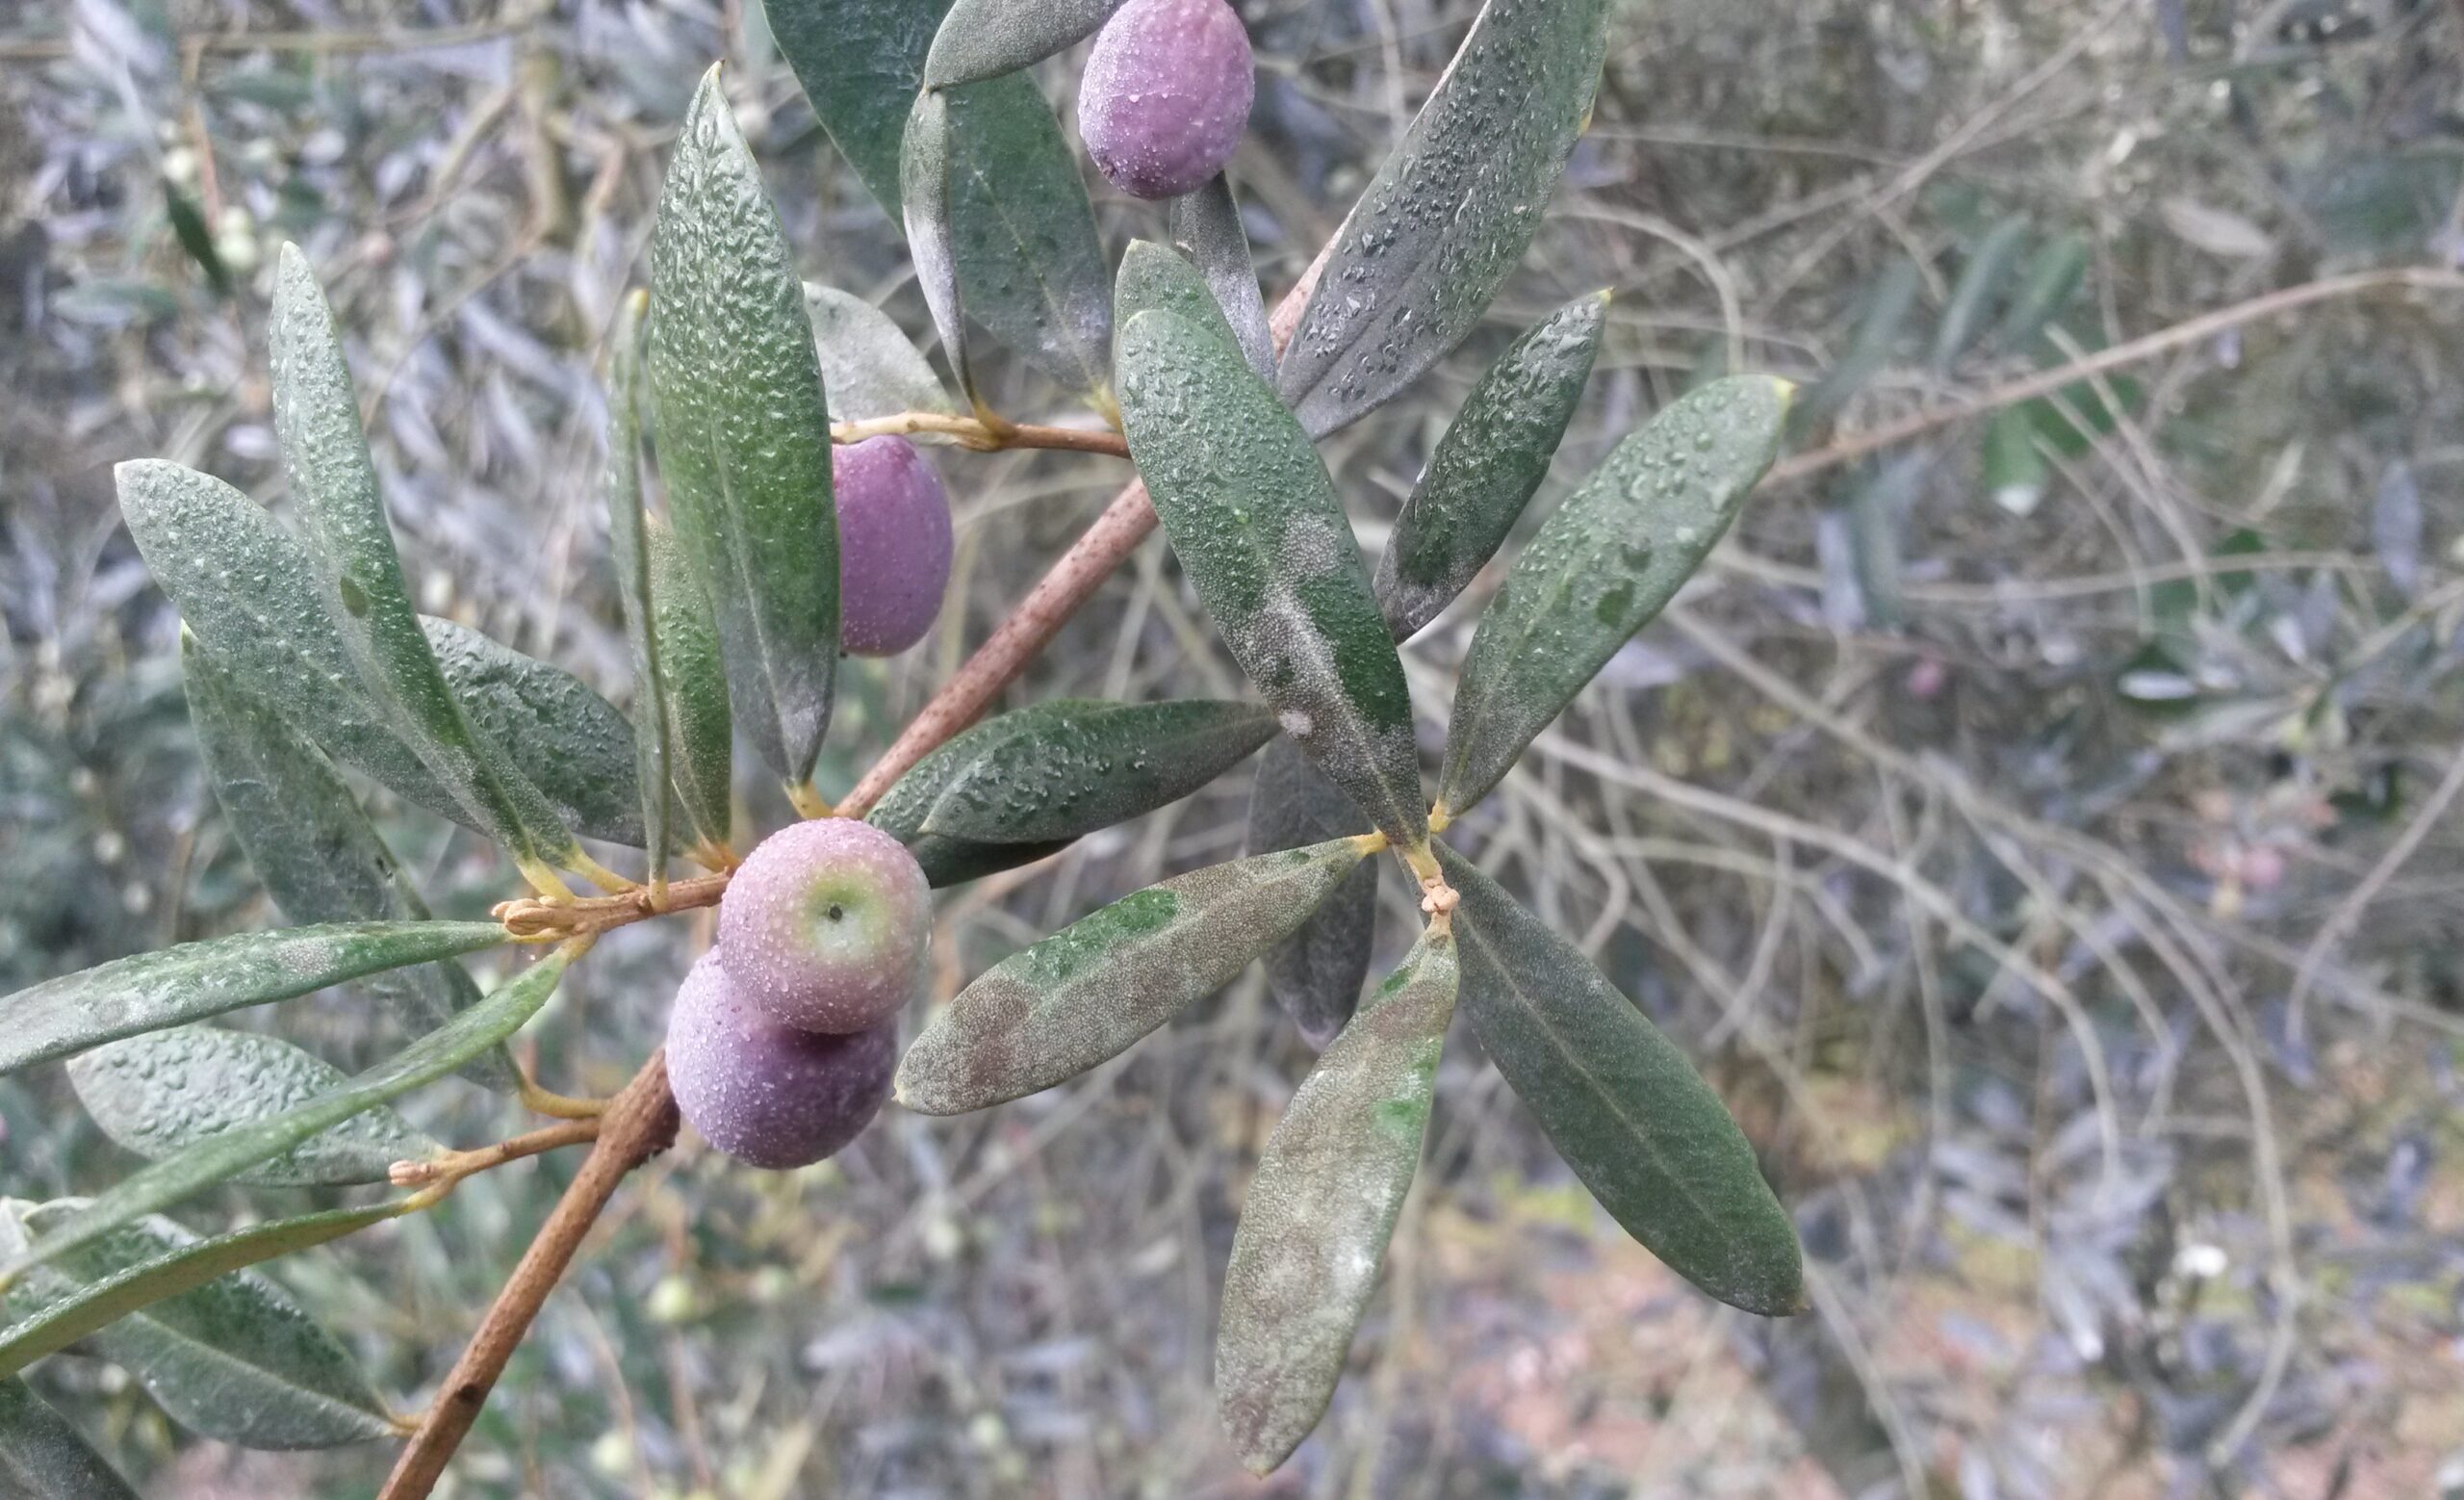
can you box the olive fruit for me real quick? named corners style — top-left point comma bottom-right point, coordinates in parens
top-left (1079, 0), bottom-right (1254, 200)
top-left (665, 952), bottom-right (896, 1169)
top-left (834, 435), bottom-right (953, 658)
top-left (715, 817), bottom-right (933, 1034)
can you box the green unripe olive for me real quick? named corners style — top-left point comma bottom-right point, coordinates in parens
top-left (665, 952), bottom-right (894, 1169)
top-left (715, 817), bottom-right (933, 1033)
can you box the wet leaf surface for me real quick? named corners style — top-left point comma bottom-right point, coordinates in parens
top-left (649, 68), bottom-right (840, 784)
top-left (898, 840), bottom-right (1371, 1113)
top-left (1216, 927), bottom-right (1455, 1472)
top-left (1117, 308), bottom-right (1427, 848)
top-left (1437, 375), bottom-right (1787, 816)
top-left (0, 921), bottom-right (508, 1079)
top-left (1376, 292), bottom-right (1605, 639)
top-left (1440, 846), bottom-right (1803, 1317)
top-left (66, 1027), bottom-right (438, 1187)
top-left (1274, 0), bottom-right (1610, 435)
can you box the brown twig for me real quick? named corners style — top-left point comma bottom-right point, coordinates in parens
top-left (1766, 267), bottom-right (2464, 484)
top-left (388, 1118), bottom-right (603, 1190)
top-left (833, 410), bottom-right (1130, 458)
top-left (377, 1053), bottom-right (679, 1500)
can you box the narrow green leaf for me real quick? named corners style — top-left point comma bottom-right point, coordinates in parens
top-left (1246, 737), bottom-right (1377, 1049)
top-left (166, 185), bottom-right (231, 297)
top-left (806, 284), bottom-right (959, 424)
top-left (1116, 309), bottom-right (1427, 850)
top-left (603, 291), bottom-right (675, 877)
top-left (898, 840), bottom-right (1370, 1113)
top-left (868, 698), bottom-right (1277, 846)
top-left (181, 634), bottom-right (506, 1080)
top-left (0, 1377), bottom-right (140, 1499)
top-left (646, 517), bottom-right (734, 846)
top-left (1115, 240), bottom-right (1247, 364)
top-left (0, 920), bottom-right (507, 1079)
top-left (901, 88), bottom-right (975, 401)
top-left (649, 67), bottom-right (840, 785)
top-left (1788, 258), bottom-right (1918, 440)
top-left (1988, 230), bottom-right (2089, 352)
top-left (1436, 375), bottom-right (1788, 817)
top-left (0, 1204), bottom-right (398, 1447)
top-left (1439, 845), bottom-right (1803, 1316)
top-left (1982, 403), bottom-right (2048, 517)
top-left (421, 616), bottom-right (643, 846)
top-left (67, 1028), bottom-right (440, 1187)
top-left (1375, 292), bottom-right (1605, 639)
top-left (0, 949), bottom-right (569, 1286)
top-left (269, 246), bottom-right (579, 880)
top-left (1216, 927), bottom-right (1456, 1473)
top-left (905, 834), bottom-right (1077, 888)
top-left (1273, 0), bottom-right (1609, 435)
top-left (764, 0), bottom-right (951, 218)
top-left (118, 460), bottom-right (469, 830)
top-left (1168, 175), bottom-right (1275, 381)
top-left (1927, 217), bottom-right (2031, 375)
top-left (933, 76), bottom-right (1114, 399)
top-left (924, 0), bottom-right (1122, 88)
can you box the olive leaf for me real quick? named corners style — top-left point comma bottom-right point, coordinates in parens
top-left (1788, 259), bottom-right (1917, 441)
top-left (0, 1203), bottom-right (398, 1447)
top-left (1438, 846), bottom-right (1803, 1316)
top-left (1988, 229), bottom-right (2089, 352)
top-left (898, 839), bottom-right (1372, 1113)
top-left (268, 246), bottom-right (581, 884)
top-left (649, 66), bottom-right (840, 786)
top-left (422, 616), bottom-right (642, 846)
top-left (182, 634), bottom-right (512, 1090)
top-left (602, 290), bottom-right (677, 876)
top-left (905, 835), bottom-right (1079, 888)
top-left (67, 1028), bottom-right (440, 1187)
top-left (1982, 403), bottom-right (2048, 518)
top-left (1216, 927), bottom-right (1456, 1473)
top-left (1928, 216), bottom-right (2031, 375)
top-left (1245, 737), bottom-right (1377, 1049)
top-left (924, 0), bottom-right (1124, 89)
top-left (0, 1377), bottom-right (140, 1499)
top-left (904, 75), bottom-right (1115, 401)
top-left (646, 516), bottom-right (734, 847)
top-left (1115, 240), bottom-right (1249, 364)
top-left (0, 949), bottom-right (570, 1287)
top-left (0, 920), bottom-right (508, 1079)
top-left (1375, 291), bottom-right (1606, 639)
top-left (1274, 0), bottom-right (1610, 435)
top-left (765, 0), bottom-right (951, 218)
top-left (1168, 175), bottom-right (1275, 381)
top-left (806, 284), bottom-right (960, 425)
top-left (1116, 309), bottom-right (1427, 851)
top-left (1436, 375), bottom-right (1789, 818)
top-left (868, 698), bottom-right (1277, 846)
top-left (901, 89), bottom-right (975, 401)
top-left (117, 460), bottom-right (485, 838)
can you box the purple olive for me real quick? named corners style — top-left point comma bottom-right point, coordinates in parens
top-left (1078, 0), bottom-right (1254, 201)
top-left (834, 435), bottom-right (953, 657)
top-left (665, 952), bottom-right (895, 1169)
top-left (716, 817), bottom-right (933, 1034)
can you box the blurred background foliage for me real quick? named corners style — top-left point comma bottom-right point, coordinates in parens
top-left (6, 0), bottom-right (2464, 1494)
